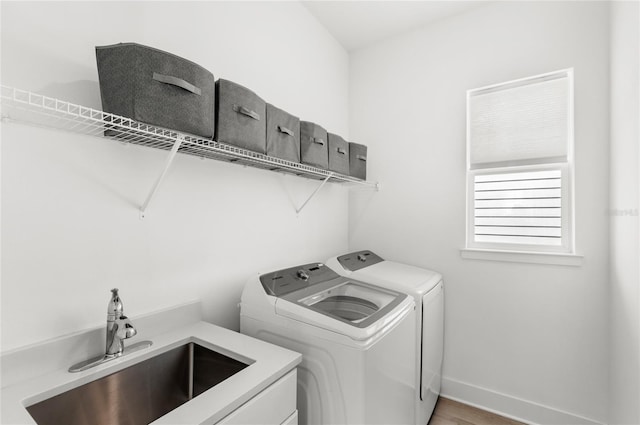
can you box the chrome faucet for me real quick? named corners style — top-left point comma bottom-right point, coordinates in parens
top-left (69, 289), bottom-right (152, 373)
top-left (105, 288), bottom-right (137, 357)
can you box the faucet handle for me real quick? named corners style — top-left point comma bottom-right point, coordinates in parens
top-left (115, 316), bottom-right (137, 339)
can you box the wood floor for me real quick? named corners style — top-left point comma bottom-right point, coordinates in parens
top-left (428, 397), bottom-right (526, 425)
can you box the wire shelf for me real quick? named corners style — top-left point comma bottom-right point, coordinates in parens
top-left (0, 85), bottom-right (376, 187)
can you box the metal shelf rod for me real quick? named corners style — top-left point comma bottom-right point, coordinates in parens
top-left (140, 135), bottom-right (184, 218)
top-left (296, 173), bottom-right (333, 215)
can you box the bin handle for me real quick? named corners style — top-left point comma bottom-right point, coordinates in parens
top-left (337, 147), bottom-right (346, 155)
top-left (312, 137), bottom-right (325, 146)
top-left (152, 72), bottom-right (201, 96)
top-left (233, 104), bottom-right (261, 121)
top-left (357, 155), bottom-right (367, 161)
top-left (277, 125), bottom-right (294, 137)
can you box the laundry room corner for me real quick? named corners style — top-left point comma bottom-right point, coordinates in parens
top-left (348, 2), bottom-right (611, 424)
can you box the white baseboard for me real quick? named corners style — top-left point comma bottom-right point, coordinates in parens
top-left (441, 376), bottom-right (605, 425)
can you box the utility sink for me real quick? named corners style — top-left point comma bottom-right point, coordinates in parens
top-left (26, 342), bottom-right (250, 425)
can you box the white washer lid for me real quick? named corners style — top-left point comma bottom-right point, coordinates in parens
top-left (350, 260), bottom-right (442, 295)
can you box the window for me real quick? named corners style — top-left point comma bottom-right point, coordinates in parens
top-left (466, 69), bottom-right (574, 255)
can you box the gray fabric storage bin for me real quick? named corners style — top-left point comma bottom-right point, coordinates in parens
top-left (266, 104), bottom-right (300, 162)
top-left (216, 79), bottom-right (266, 154)
top-left (349, 142), bottom-right (368, 180)
top-left (300, 121), bottom-right (328, 169)
top-left (328, 133), bottom-right (350, 175)
top-left (96, 42), bottom-right (215, 138)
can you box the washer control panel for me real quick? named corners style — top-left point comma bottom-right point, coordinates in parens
top-left (260, 263), bottom-right (340, 297)
top-left (337, 250), bottom-right (384, 271)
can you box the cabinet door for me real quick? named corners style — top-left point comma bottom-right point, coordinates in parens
top-left (217, 370), bottom-right (297, 425)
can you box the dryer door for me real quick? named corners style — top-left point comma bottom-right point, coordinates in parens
top-left (421, 281), bottom-right (444, 401)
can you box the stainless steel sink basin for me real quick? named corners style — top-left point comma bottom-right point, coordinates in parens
top-left (26, 342), bottom-right (250, 425)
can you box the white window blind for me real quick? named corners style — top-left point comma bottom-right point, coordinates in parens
top-left (469, 72), bottom-right (570, 169)
top-left (474, 169), bottom-right (562, 246)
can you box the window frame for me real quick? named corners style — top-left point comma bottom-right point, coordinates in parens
top-left (464, 69), bottom-right (576, 257)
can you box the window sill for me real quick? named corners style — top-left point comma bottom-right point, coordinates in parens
top-left (460, 248), bottom-right (583, 266)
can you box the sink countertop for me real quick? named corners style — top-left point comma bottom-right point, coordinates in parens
top-left (1, 321), bottom-right (302, 425)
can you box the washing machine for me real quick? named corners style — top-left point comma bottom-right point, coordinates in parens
top-left (240, 262), bottom-right (416, 425)
top-left (326, 251), bottom-right (444, 425)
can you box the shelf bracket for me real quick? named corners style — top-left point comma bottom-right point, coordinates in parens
top-left (296, 173), bottom-right (333, 215)
top-left (140, 135), bottom-right (184, 218)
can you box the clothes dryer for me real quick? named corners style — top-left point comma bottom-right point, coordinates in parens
top-left (326, 251), bottom-right (444, 425)
top-left (240, 262), bottom-right (416, 425)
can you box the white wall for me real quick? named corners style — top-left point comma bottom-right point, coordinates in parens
top-left (349, 2), bottom-right (610, 424)
top-left (609, 1), bottom-right (640, 424)
top-left (0, 1), bottom-right (350, 351)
